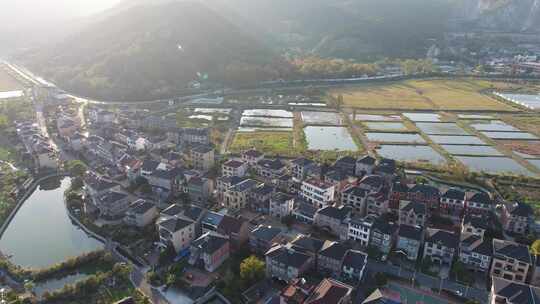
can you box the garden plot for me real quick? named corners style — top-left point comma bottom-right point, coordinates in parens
top-left (415, 123), bottom-right (468, 135)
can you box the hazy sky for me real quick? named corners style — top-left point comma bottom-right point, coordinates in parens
top-left (2, 0), bottom-right (123, 21)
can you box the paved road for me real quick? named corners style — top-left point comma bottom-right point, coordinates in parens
top-left (367, 259), bottom-right (488, 303)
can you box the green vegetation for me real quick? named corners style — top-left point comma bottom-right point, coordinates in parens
top-left (229, 131), bottom-right (301, 157)
top-left (293, 56), bottom-right (379, 78)
top-left (216, 248), bottom-right (252, 303)
top-left (330, 79), bottom-right (520, 111)
top-left (0, 169), bottom-right (28, 227)
top-left (239, 256), bottom-right (265, 282)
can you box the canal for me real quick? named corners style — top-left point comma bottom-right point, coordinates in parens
top-left (0, 177), bottom-right (103, 268)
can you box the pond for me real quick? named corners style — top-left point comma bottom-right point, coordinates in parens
top-left (455, 156), bottom-right (535, 176)
top-left (470, 121), bottom-right (521, 132)
top-left (458, 114), bottom-right (493, 120)
top-left (364, 122), bottom-right (408, 131)
top-left (415, 123), bottom-right (468, 135)
top-left (353, 114), bottom-right (401, 121)
top-left (301, 111), bottom-right (342, 125)
top-left (440, 145), bottom-right (503, 156)
top-left (403, 113), bottom-right (441, 122)
top-left (240, 117), bottom-right (293, 128)
top-left (304, 126), bottom-right (358, 151)
top-left (427, 135), bottom-right (487, 145)
top-left (34, 273), bottom-right (89, 297)
top-left (242, 109), bottom-right (293, 118)
top-left (496, 93), bottom-right (540, 110)
top-left (365, 133), bottom-right (426, 144)
top-left (375, 145), bottom-right (446, 165)
top-left (481, 132), bottom-right (539, 140)
top-left (0, 177), bottom-right (103, 268)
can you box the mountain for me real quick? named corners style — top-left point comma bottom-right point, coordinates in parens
top-left (20, 1), bottom-right (280, 101)
top-left (453, 0), bottom-right (540, 32)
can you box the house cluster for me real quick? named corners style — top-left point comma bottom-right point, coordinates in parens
top-left (15, 121), bottom-right (57, 169)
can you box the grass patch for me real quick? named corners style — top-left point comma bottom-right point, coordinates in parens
top-left (229, 131), bottom-right (299, 156)
top-left (330, 78), bottom-right (521, 111)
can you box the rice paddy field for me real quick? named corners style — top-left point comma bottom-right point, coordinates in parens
top-left (331, 79), bottom-right (519, 111)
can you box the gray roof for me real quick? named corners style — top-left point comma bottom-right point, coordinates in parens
top-left (251, 226), bottom-right (281, 242)
top-left (508, 202), bottom-right (533, 217)
top-left (401, 201), bottom-right (426, 215)
top-left (162, 204), bottom-right (183, 216)
top-left (271, 192), bottom-right (294, 204)
top-left (317, 206), bottom-right (351, 222)
top-left (265, 245), bottom-right (312, 268)
top-left (343, 186), bottom-right (368, 197)
top-left (292, 157), bottom-right (314, 167)
top-left (469, 192), bottom-right (492, 205)
top-left (257, 158), bottom-right (286, 170)
top-left (160, 217), bottom-right (194, 232)
top-left (442, 188), bottom-right (465, 200)
top-left (492, 277), bottom-right (540, 304)
top-left (342, 250), bottom-right (367, 270)
top-left (319, 242), bottom-right (350, 260)
top-left (129, 199), bottom-right (155, 214)
top-left (231, 179), bottom-right (259, 192)
top-left (357, 155), bottom-right (376, 165)
top-left (461, 235), bottom-right (492, 256)
top-left (493, 239), bottom-right (532, 264)
top-left (191, 232), bottom-right (229, 254)
top-left (291, 235), bottom-right (325, 253)
top-left (398, 224), bottom-right (422, 241)
top-left (425, 229), bottom-right (458, 249)
top-left (191, 144), bottom-right (214, 154)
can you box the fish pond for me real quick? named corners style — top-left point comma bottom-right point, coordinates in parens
top-left (455, 156), bottom-right (535, 176)
top-left (304, 126), bottom-right (358, 151)
top-left (365, 132), bottom-right (426, 144)
top-left (415, 122), bottom-right (468, 135)
top-left (375, 145), bottom-right (446, 165)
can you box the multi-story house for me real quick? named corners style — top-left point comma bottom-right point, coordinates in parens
top-left (190, 145), bottom-right (215, 172)
top-left (422, 228), bottom-right (459, 267)
top-left (365, 192), bottom-right (389, 216)
top-left (314, 206), bottom-right (352, 239)
top-left (250, 225), bottom-right (283, 254)
top-left (318, 242), bottom-right (350, 277)
top-left (324, 169), bottom-right (355, 200)
top-left (334, 156), bottom-right (357, 177)
top-left (304, 279), bottom-right (353, 304)
top-left (357, 175), bottom-right (384, 194)
top-left (347, 216), bottom-right (373, 247)
top-left (293, 200), bottom-right (319, 224)
top-left (459, 235), bottom-right (492, 272)
top-left (461, 213), bottom-right (490, 239)
top-left (396, 224), bottom-right (423, 261)
top-left (269, 192), bottom-right (295, 218)
top-left (249, 183), bottom-right (275, 213)
top-left (223, 179), bottom-right (259, 209)
top-left (256, 158), bottom-right (287, 180)
top-left (341, 186), bottom-right (368, 216)
top-left (467, 192), bottom-right (494, 215)
top-left (491, 239), bottom-right (532, 283)
top-left (188, 232), bottom-right (230, 272)
top-left (408, 184), bottom-right (440, 211)
top-left (370, 217), bottom-right (397, 256)
top-left (84, 172), bottom-right (119, 199)
top-left (186, 176), bottom-right (213, 206)
top-left (148, 167), bottom-right (184, 194)
top-left (265, 244), bottom-right (314, 282)
top-left (95, 190), bottom-right (130, 218)
top-left (440, 188), bottom-right (466, 220)
top-left (222, 159), bottom-right (247, 177)
top-left (215, 176), bottom-right (245, 203)
top-left (242, 149), bottom-right (264, 166)
top-left (124, 199), bottom-right (159, 227)
top-left (181, 128), bottom-right (210, 146)
top-left (355, 155), bottom-right (376, 176)
top-left (157, 217), bottom-right (195, 252)
top-left (300, 178), bottom-right (335, 209)
top-left (216, 215), bottom-right (250, 250)
top-left (389, 182), bottom-right (410, 213)
top-left (341, 250), bottom-right (368, 283)
top-left (503, 202), bottom-right (534, 235)
top-left (398, 200), bottom-right (427, 227)
top-left (290, 157), bottom-right (319, 181)
top-left (490, 277), bottom-right (540, 304)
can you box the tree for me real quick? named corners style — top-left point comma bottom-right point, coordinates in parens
top-left (531, 240), bottom-right (540, 256)
top-left (240, 256), bottom-right (265, 282)
top-left (66, 160), bottom-right (87, 177)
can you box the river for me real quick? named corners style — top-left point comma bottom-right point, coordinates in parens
top-left (0, 177), bottom-right (103, 269)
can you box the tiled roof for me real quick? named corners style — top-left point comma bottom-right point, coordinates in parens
top-left (317, 206), bottom-right (351, 221)
top-left (251, 226), bottom-right (282, 242)
top-left (191, 232), bottom-right (229, 254)
top-left (442, 188), bottom-right (465, 200)
top-left (398, 224), bottom-right (422, 241)
top-left (129, 199), bottom-right (155, 214)
top-left (425, 228), bottom-right (458, 249)
top-left (357, 155), bottom-right (376, 165)
top-left (493, 239), bottom-right (531, 264)
top-left (217, 215), bottom-right (245, 234)
top-left (492, 277), bottom-right (540, 304)
top-left (160, 217), bottom-right (194, 232)
top-left (319, 242), bottom-right (350, 260)
top-left (342, 250), bottom-right (367, 270)
top-left (304, 278), bottom-right (353, 304)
